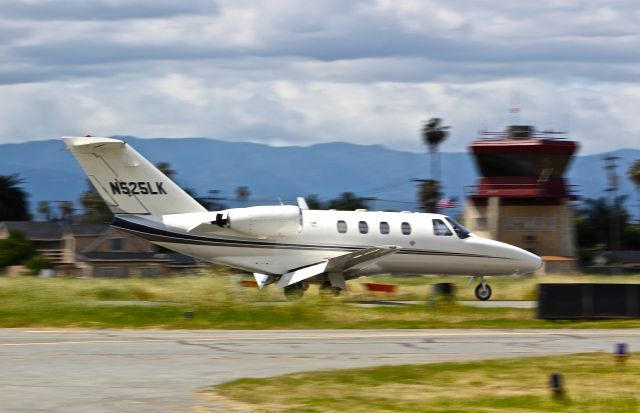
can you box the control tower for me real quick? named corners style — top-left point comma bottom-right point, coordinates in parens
top-left (464, 125), bottom-right (578, 270)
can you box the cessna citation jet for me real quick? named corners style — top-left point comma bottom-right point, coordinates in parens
top-left (64, 136), bottom-right (542, 300)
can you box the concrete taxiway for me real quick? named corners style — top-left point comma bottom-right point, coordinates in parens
top-left (1, 328), bottom-right (639, 412)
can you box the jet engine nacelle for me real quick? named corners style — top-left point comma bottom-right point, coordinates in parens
top-left (221, 205), bottom-right (302, 238)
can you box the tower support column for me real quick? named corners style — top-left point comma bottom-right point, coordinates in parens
top-left (487, 197), bottom-right (501, 240)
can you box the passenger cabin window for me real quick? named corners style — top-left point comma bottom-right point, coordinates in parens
top-left (337, 220), bottom-right (348, 234)
top-left (445, 217), bottom-right (471, 239)
top-left (358, 221), bottom-right (369, 234)
top-left (433, 219), bottom-right (453, 236)
top-left (401, 222), bottom-right (411, 235)
top-left (379, 221), bottom-right (390, 234)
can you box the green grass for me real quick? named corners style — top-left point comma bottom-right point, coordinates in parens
top-left (213, 352), bottom-right (640, 412)
top-left (0, 272), bottom-right (640, 329)
top-left (363, 273), bottom-right (640, 301)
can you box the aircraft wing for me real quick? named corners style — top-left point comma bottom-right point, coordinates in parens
top-left (276, 246), bottom-right (399, 288)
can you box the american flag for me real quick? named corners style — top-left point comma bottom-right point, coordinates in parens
top-left (436, 197), bottom-right (459, 209)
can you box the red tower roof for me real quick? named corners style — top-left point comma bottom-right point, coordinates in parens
top-left (468, 126), bottom-right (579, 200)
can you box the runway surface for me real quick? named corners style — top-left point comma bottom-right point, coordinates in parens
top-left (1, 328), bottom-right (639, 412)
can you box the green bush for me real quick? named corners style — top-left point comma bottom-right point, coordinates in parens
top-left (24, 255), bottom-right (52, 275)
top-left (0, 229), bottom-right (37, 268)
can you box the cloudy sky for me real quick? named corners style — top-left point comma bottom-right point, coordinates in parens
top-left (1, 0), bottom-right (639, 153)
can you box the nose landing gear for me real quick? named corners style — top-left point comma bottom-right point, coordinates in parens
top-left (469, 276), bottom-right (493, 301)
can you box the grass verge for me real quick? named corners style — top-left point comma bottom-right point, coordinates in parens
top-left (0, 273), bottom-right (640, 328)
top-left (213, 352), bottom-right (640, 412)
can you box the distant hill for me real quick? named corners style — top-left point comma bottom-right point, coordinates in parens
top-left (0, 137), bottom-right (638, 218)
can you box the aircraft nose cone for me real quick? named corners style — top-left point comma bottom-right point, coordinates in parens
top-left (517, 249), bottom-right (543, 274)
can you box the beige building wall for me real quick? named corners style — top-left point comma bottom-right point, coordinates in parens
top-left (90, 262), bottom-right (168, 277)
top-left (464, 198), bottom-right (576, 257)
top-left (463, 202), bottom-right (490, 238)
top-left (72, 235), bottom-right (95, 253)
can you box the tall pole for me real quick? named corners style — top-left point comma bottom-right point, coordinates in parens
top-left (509, 90), bottom-right (521, 125)
top-left (637, 187), bottom-right (640, 225)
top-left (603, 155), bottom-right (620, 250)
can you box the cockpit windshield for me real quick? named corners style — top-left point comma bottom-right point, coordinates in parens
top-left (444, 217), bottom-right (471, 239)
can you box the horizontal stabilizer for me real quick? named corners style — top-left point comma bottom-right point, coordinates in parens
top-left (161, 212), bottom-right (221, 233)
top-left (63, 137), bottom-right (126, 152)
top-left (276, 246), bottom-right (399, 288)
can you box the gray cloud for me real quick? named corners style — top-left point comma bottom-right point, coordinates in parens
top-left (0, 0), bottom-right (638, 154)
top-left (0, 0), bottom-right (218, 21)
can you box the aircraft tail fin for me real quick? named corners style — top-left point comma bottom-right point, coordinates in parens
top-left (64, 136), bottom-right (207, 215)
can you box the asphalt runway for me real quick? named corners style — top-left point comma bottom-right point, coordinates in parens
top-left (1, 329), bottom-right (639, 412)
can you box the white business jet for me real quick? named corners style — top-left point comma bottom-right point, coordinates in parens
top-left (64, 136), bottom-right (542, 300)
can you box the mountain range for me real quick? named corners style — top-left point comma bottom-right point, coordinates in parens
top-left (0, 137), bottom-right (638, 217)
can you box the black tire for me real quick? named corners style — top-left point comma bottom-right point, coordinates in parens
top-left (284, 284), bottom-right (305, 300)
top-left (319, 282), bottom-right (341, 297)
top-left (475, 283), bottom-right (492, 301)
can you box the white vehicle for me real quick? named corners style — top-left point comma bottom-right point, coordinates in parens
top-left (64, 136), bottom-right (542, 300)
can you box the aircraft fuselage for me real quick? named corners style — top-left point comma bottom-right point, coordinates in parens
top-left (112, 208), bottom-right (541, 279)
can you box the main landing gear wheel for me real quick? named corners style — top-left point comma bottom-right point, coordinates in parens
top-left (319, 282), bottom-right (341, 297)
top-left (284, 284), bottom-right (305, 300)
top-left (474, 283), bottom-right (492, 301)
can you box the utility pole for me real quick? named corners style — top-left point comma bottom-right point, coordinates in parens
top-left (603, 155), bottom-right (620, 250)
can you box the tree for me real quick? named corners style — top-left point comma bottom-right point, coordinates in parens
top-left (0, 229), bottom-right (37, 269)
top-left (326, 192), bottom-right (369, 211)
top-left (0, 174), bottom-right (30, 221)
top-left (79, 180), bottom-right (112, 224)
top-left (156, 162), bottom-right (176, 180)
top-left (576, 196), bottom-right (629, 249)
top-left (420, 118), bottom-right (450, 182)
top-left (59, 201), bottom-right (75, 223)
top-left (24, 254), bottom-right (52, 275)
top-left (628, 159), bottom-right (640, 223)
top-left (234, 186), bottom-right (251, 204)
top-left (37, 201), bottom-right (52, 221)
top-left (157, 161), bottom-right (223, 209)
top-left (304, 195), bottom-right (323, 210)
top-left (417, 179), bottom-right (442, 213)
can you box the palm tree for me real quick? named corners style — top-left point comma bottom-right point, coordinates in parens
top-left (417, 179), bottom-right (442, 213)
top-left (327, 192), bottom-right (368, 211)
top-left (37, 201), bottom-right (52, 221)
top-left (234, 186), bottom-right (251, 205)
top-left (421, 118), bottom-right (450, 182)
top-left (0, 174), bottom-right (30, 221)
top-left (304, 195), bottom-right (323, 210)
top-left (628, 159), bottom-right (640, 223)
top-left (156, 162), bottom-right (176, 180)
top-left (79, 180), bottom-right (111, 223)
top-left (60, 201), bottom-right (75, 223)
